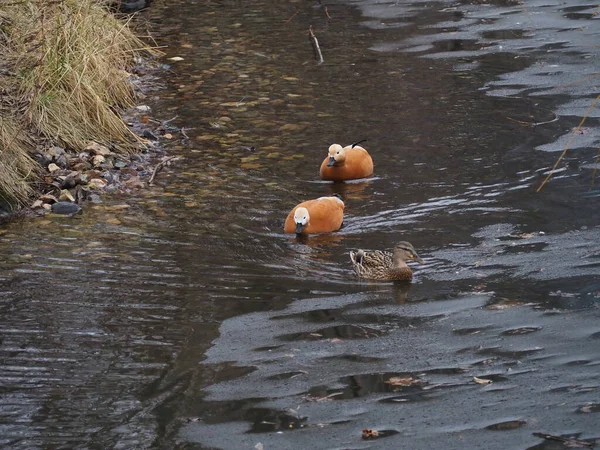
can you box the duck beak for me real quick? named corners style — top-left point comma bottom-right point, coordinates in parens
top-left (413, 255), bottom-right (425, 264)
top-left (295, 223), bottom-right (304, 234)
top-left (327, 156), bottom-right (336, 167)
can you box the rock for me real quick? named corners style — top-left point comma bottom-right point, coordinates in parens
top-left (46, 146), bottom-right (66, 159)
top-left (92, 154), bottom-right (106, 167)
top-left (75, 173), bottom-right (89, 185)
top-left (142, 130), bottom-right (158, 140)
top-left (136, 105), bottom-right (151, 112)
top-left (84, 141), bottom-right (113, 156)
top-left (55, 153), bottom-right (68, 168)
top-left (33, 152), bottom-right (52, 168)
top-left (72, 161), bottom-right (92, 172)
top-left (31, 199), bottom-right (44, 209)
top-left (84, 170), bottom-right (101, 179)
top-left (51, 201), bottom-right (81, 215)
top-left (47, 163), bottom-right (61, 172)
top-left (59, 175), bottom-right (77, 189)
top-left (88, 178), bottom-right (107, 189)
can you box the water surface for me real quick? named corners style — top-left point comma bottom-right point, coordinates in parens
top-left (0, 0), bottom-right (599, 448)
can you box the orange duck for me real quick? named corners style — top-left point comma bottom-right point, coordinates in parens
top-left (284, 195), bottom-right (344, 234)
top-left (319, 141), bottom-right (374, 181)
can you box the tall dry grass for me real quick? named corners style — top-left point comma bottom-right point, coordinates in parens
top-left (0, 0), bottom-right (152, 206)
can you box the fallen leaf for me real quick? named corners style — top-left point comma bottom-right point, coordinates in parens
top-left (168, 56), bottom-right (184, 62)
top-left (385, 376), bottom-right (420, 387)
top-left (362, 429), bottom-right (380, 440)
top-left (473, 376), bottom-right (492, 385)
top-left (59, 189), bottom-right (75, 202)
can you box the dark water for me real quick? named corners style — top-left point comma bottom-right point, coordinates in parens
top-left (1, 0), bottom-right (599, 448)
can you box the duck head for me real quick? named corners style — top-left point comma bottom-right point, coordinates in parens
top-left (293, 207), bottom-right (310, 234)
top-left (393, 242), bottom-right (424, 264)
top-left (327, 144), bottom-right (346, 167)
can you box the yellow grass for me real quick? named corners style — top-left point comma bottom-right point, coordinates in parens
top-left (0, 0), bottom-right (153, 206)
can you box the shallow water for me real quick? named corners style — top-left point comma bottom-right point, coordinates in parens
top-left (1, 0), bottom-right (599, 448)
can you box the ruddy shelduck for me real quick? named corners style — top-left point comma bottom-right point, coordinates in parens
top-left (350, 241), bottom-right (424, 281)
top-left (284, 195), bottom-right (344, 235)
top-left (319, 141), bottom-right (374, 181)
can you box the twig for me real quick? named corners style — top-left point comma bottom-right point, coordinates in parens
top-left (180, 127), bottom-right (190, 139)
top-left (592, 146), bottom-right (600, 187)
top-left (148, 156), bottom-right (180, 186)
top-left (308, 26), bottom-right (324, 65)
top-left (537, 93), bottom-right (600, 192)
top-left (533, 432), bottom-right (594, 447)
top-left (163, 115), bottom-right (178, 125)
top-left (325, 7), bottom-right (332, 20)
top-left (285, 9), bottom-right (299, 24)
top-left (506, 112), bottom-right (558, 127)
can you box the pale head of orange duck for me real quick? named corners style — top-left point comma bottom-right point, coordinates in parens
top-left (293, 206), bottom-right (310, 234)
top-left (326, 144), bottom-right (346, 166)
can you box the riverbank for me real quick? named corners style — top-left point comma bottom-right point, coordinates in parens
top-left (0, 0), bottom-right (168, 219)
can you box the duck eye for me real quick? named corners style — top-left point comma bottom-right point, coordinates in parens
top-left (336, 151), bottom-right (340, 155)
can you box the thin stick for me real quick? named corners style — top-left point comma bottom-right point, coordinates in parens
top-left (285, 9), bottom-right (299, 24)
top-left (506, 113), bottom-right (558, 127)
top-left (308, 26), bottom-right (324, 64)
top-left (591, 146), bottom-right (600, 187)
top-left (532, 433), bottom-right (594, 448)
top-left (325, 7), bottom-right (332, 20)
top-left (148, 156), bottom-right (179, 185)
top-left (537, 93), bottom-right (600, 192)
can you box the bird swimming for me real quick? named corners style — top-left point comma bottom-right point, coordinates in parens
top-left (350, 241), bottom-right (424, 281)
top-left (319, 140), bottom-right (374, 182)
top-left (284, 195), bottom-right (344, 235)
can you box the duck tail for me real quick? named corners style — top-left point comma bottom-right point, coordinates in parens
top-left (351, 138), bottom-right (368, 148)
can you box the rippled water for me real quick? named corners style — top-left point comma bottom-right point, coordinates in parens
top-left (1, 0), bottom-right (599, 448)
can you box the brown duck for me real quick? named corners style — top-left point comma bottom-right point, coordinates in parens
top-left (350, 242), bottom-right (424, 281)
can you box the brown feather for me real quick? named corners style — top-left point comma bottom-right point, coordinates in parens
top-left (350, 242), bottom-right (423, 281)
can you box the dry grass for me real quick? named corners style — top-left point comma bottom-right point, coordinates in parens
top-left (0, 115), bottom-right (37, 205)
top-left (0, 0), bottom-right (153, 206)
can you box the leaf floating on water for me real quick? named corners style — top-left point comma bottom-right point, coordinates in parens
top-left (241, 163), bottom-right (262, 170)
top-left (280, 124), bottom-right (301, 132)
top-left (473, 376), bottom-right (493, 385)
top-left (362, 429), bottom-right (380, 440)
top-left (485, 419), bottom-right (526, 431)
top-left (104, 204), bottom-right (131, 211)
top-left (385, 376), bottom-right (420, 387)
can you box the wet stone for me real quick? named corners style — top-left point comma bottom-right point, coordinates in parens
top-left (51, 201), bottom-right (82, 215)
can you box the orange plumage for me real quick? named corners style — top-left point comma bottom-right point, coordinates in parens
top-left (320, 143), bottom-right (374, 181)
top-left (284, 196), bottom-right (344, 234)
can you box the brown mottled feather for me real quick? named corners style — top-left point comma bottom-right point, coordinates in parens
top-left (320, 145), bottom-right (374, 181)
top-left (350, 242), bottom-right (423, 281)
top-left (284, 196), bottom-right (344, 234)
